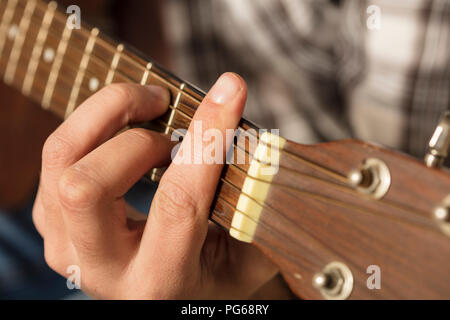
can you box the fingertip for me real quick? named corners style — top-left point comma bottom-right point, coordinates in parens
top-left (208, 72), bottom-right (246, 106)
top-left (145, 85), bottom-right (170, 114)
top-left (227, 72), bottom-right (247, 92)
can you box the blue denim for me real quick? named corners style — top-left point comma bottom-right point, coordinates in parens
top-left (0, 179), bottom-right (157, 299)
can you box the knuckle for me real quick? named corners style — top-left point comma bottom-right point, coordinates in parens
top-left (42, 134), bottom-right (74, 169)
top-left (155, 176), bottom-right (199, 226)
top-left (58, 166), bottom-right (102, 211)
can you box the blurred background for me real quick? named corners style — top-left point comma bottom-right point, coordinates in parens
top-left (0, 0), bottom-right (448, 299)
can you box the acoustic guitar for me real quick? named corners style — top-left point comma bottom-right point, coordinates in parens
top-left (0, 0), bottom-right (449, 299)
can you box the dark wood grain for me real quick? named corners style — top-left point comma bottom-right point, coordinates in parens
top-left (248, 139), bottom-right (450, 299)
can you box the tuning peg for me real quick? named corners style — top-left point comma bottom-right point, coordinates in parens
top-left (434, 206), bottom-right (449, 222)
top-left (312, 272), bottom-right (331, 289)
top-left (312, 262), bottom-right (353, 300)
top-left (347, 158), bottom-right (391, 199)
top-left (425, 111), bottom-right (450, 168)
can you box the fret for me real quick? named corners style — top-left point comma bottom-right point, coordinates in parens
top-left (0, 8), bottom-right (20, 75)
top-left (183, 84), bottom-right (203, 104)
top-left (65, 27), bottom-right (99, 118)
top-left (159, 109), bottom-right (187, 134)
top-left (4, 0), bottom-right (36, 84)
top-left (150, 82), bottom-right (186, 182)
top-left (145, 66), bottom-right (188, 106)
top-left (115, 46), bottom-right (184, 97)
top-left (0, 0), bottom-right (18, 58)
top-left (114, 48), bottom-right (147, 83)
top-left (10, 4), bottom-right (46, 89)
top-left (166, 83), bottom-right (185, 134)
top-left (105, 43), bottom-right (123, 85)
top-left (50, 27), bottom-right (90, 116)
top-left (0, 0), bottom-right (25, 76)
top-left (140, 62), bottom-right (152, 85)
top-left (178, 91), bottom-right (199, 118)
top-left (74, 39), bottom-right (116, 106)
top-left (25, 11), bottom-right (67, 112)
top-left (42, 23), bottom-right (72, 109)
top-left (22, 1), bottom-right (56, 95)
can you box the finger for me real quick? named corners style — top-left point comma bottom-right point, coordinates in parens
top-left (138, 73), bottom-right (247, 273)
top-left (58, 129), bottom-right (172, 265)
top-left (38, 84), bottom-right (168, 240)
top-left (42, 83), bottom-right (169, 178)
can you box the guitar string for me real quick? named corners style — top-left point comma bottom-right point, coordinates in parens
top-left (9, 7), bottom-right (439, 230)
top-left (16, 0), bottom-right (431, 205)
top-left (157, 120), bottom-right (440, 234)
top-left (217, 194), bottom-right (404, 281)
top-left (10, 8), bottom-right (263, 155)
top-left (22, 2), bottom-right (450, 292)
top-left (215, 196), bottom-right (333, 268)
top-left (6, 1), bottom-right (440, 230)
top-left (7, 1), bottom-right (446, 280)
top-left (150, 102), bottom-right (435, 229)
top-left (149, 130), bottom-right (426, 278)
top-left (6, 0), bottom-right (442, 290)
top-left (8, 0), bottom-right (346, 278)
top-left (23, 0), bottom-right (348, 180)
top-left (216, 195), bottom-right (409, 298)
top-left (20, 3), bottom-right (354, 188)
top-left (10, 7), bottom-right (354, 192)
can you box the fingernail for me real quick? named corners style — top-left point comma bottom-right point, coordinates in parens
top-left (209, 73), bottom-right (241, 105)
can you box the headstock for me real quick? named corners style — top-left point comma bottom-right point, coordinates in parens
top-left (245, 114), bottom-right (450, 299)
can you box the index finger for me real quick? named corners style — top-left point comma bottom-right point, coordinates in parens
top-left (38, 83), bottom-right (169, 240)
top-left (42, 83), bottom-right (169, 175)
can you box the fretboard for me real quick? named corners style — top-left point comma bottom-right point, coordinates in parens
top-left (0, 0), bottom-right (259, 231)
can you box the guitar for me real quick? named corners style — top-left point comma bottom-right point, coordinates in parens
top-left (0, 0), bottom-right (449, 299)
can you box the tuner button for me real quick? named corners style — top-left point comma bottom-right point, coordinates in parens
top-left (312, 263), bottom-right (353, 300)
top-left (348, 169), bottom-right (363, 187)
top-left (434, 206), bottom-right (449, 222)
top-left (347, 159), bottom-right (390, 199)
top-left (312, 272), bottom-right (330, 289)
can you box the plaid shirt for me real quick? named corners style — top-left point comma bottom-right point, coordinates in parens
top-left (164, 0), bottom-right (450, 160)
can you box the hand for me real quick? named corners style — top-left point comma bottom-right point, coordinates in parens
top-left (33, 73), bottom-right (279, 299)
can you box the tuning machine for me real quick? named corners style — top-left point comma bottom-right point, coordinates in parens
top-left (425, 111), bottom-right (450, 168)
top-left (348, 158), bottom-right (391, 199)
top-left (312, 262), bottom-right (353, 300)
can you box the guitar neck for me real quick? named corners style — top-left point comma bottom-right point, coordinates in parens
top-left (0, 0), bottom-right (256, 238)
top-left (0, 0), bottom-right (257, 132)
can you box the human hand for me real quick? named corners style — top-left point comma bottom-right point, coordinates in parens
top-left (33, 73), bottom-right (279, 299)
